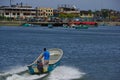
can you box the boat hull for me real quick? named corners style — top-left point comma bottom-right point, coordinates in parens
top-left (75, 25), bottom-right (89, 29)
top-left (22, 23), bottom-right (32, 27)
top-left (27, 61), bottom-right (60, 74)
top-left (27, 48), bottom-right (63, 74)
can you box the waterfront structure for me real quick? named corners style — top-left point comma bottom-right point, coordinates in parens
top-left (80, 10), bottom-right (93, 18)
top-left (0, 6), bottom-right (4, 16)
top-left (58, 4), bottom-right (79, 13)
top-left (93, 9), bottom-right (120, 22)
top-left (80, 10), bottom-right (94, 21)
top-left (0, 4), bottom-right (36, 20)
top-left (53, 9), bottom-right (59, 17)
top-left (58, 4), bottom-right (80, 18)
top-left (0, 3), bottom-right (119, 22)
top-left (36, 7), bottom-right (53, 18)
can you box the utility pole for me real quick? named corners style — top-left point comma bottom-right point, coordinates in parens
top-left (10, 0), bottom-right (12, 20)
top-left (10, 0), bottom-right (11, 7)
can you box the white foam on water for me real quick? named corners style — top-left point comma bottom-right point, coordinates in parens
top-left (0, 66), bottom-right (27, 76)
top-left (6, 66), bottom-right (27, 74)
top-left (6, 74), bottom-right (47, 80)
top-left (3, 65), bottom-right (85, 80)
top-left (5, 65), bottom-right (48, 80)
top-left (48, 66), bottom-right (85, 80)
top-left (7, 74), bottom-right (28, 80)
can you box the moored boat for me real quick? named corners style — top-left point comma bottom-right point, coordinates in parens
top-left (22, 23), bottom-right (33, 27)
top-left (48, 24), bottom-right (53, 28)
top-left (27, 48), bottom-right (63, 74)
top-left (63, 24), bottom-right (68, 28)
top-left (72, 21), bottom-right (98, 25)
top-left (75, 25), bottom-right (89, 29)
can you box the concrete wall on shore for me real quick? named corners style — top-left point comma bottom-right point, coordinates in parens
top-left (97, 22), bottom-right (120, 26)
top-left (0, 21), bottom-right (120, 26)
top-left (0, 21), bottom-right (24, 26)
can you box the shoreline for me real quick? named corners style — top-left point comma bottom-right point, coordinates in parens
top-left (97, 22), bottom-right (120, 26)
top-left (0, 21), bottom-right (120, 26)
top-left (0, 21), bottom-right (24, 26)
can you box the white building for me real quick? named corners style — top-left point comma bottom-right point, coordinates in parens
top-left (36, 7), bottom-right (53, 18)
top-left (0, 5), bottom-right (36, 19)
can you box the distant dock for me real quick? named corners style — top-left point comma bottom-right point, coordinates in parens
top-left (28, 21), bottom-right (120, 26)
top-left (0, 21), bottom-right (67, 26)
top-left (0, 21), bottom-right (120, 26)
top-left (0, 21), bottom-right (24, 26)
top-left (28, 22), bottom-right (67, 26)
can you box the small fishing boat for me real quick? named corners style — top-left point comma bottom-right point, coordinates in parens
top-left (48, 24), bottom-right (53, 28)
top-left (63, 24), bottom-right (67, 27)
top-left (22, 23), bottom-right (33, 27)
top-left (27, 48), bottom-right (63, 74)
top-left (75, 25), bottom-right (89, 29)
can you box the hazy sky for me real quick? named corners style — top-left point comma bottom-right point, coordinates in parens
top-left (0, 0), bottom-right (120, 11)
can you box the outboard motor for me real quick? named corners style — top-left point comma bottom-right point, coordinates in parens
top-left (37, 60), bottom-right (43, 73)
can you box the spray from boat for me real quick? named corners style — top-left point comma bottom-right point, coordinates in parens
top-left (0, 65), bottom-right (85, 80)
top-left (49, 66), bottom-right (85, 80)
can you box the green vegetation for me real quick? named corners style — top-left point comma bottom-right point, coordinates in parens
top-left (0, 16), bottom-right (5, 20)
top-left (59, 13), bottom-right (80, 18)
top-left (0, 16), bottom-right (11, 21)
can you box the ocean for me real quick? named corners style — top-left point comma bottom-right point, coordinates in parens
top-left (0, 26), bottom-right (120, 80)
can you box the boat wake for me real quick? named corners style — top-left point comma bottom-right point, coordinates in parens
top-left (6, 74), bottom-right (47, 80)
top-left (48, 66), bottom-right (85, 80)
top-left (0, 65), bottom-right (47, 80)
top-left (0, 65), bottom-right (85, 80)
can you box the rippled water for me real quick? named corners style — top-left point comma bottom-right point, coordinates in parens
top-left (0, 26), bottom-right (120, 80)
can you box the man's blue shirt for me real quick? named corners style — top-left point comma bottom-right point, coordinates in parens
top-left (43, 51), bottom-right (50, 60)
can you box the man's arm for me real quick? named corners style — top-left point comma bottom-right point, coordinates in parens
top-left (34, 53), bottom-right (44, 63)
top-left (39, 53), bottom-right (43, 60)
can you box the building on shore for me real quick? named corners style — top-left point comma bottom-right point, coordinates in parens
top-left (80, 10), bottom-right (94, 21)
top-left (0, 3), bottom-right (36, 20)
top-left (58, 4), bottom-right (79, 13)
top-left (80, 10), bottom-right (93, 18)
top-left (1, 3), bottom-right (119, 22)
top-left (58, 4), bottom-right (80, 18)
top-left (36, 7), bottom-right (53, 18)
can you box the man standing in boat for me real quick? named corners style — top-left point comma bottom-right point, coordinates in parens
top-left (39, 48), bottom-right (50, 72)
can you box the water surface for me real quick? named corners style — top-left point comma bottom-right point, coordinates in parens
top-left (0, 26), bottom-right (120, 80)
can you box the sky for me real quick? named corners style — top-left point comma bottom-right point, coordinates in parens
top-left (0, 0), bottom-right (120, 11)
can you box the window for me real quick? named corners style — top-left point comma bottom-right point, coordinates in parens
top-left (23, 13), bottom-right (30, 15)
top-left (6, 13), bottom-right (9, 15)
top-left (13, 13), bottom-right (16, 15)
top-left (17, 13), bottom-right (20, 15)
top-left (32, 13), bottom-right (35, 15)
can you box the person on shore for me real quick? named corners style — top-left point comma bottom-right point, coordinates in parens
top-left (39, 48), bottom-right (50, 72)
